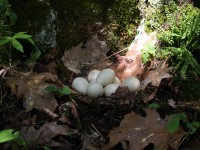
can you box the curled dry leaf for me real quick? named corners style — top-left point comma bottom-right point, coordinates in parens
top-left (62, 35), bottom-right (110, 74)
top-left (104, 109), bottom-right (186, 150)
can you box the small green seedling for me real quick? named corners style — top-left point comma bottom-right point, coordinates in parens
top-left (45, 85), bottom-right (71, 96)
top-left (148, 102), bottom-right (160, 109)
top-left (0, 32), bottom-right (35, 53)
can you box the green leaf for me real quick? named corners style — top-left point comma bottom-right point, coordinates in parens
top-left (11, 39), bottom-right (24, 52)
top-left (45, 85), bottom-right (59, 92)
top-left (12, 32), bottom-right (27, 36)
top-left (166, 114), bottom-right (180, 133)
top-left (6, 36), bottom-right (14, 41)
top-left (142, 41), bottom-right (156, 64)
top-left (178, 113), bottom-right (187, 121)
top-left (0, 38), bottom-right (10, 46)
top-left (9, 12), bottom-right (17, 26)
top-left (187, 121), bottom-right (200, 134)
top-left (30, 48), bottom-right (41, 61)
top-left (26, 38), bottom-right (35, 46)
top-left (148, 103), bottom-right (160, 109)
top-left (13, 32), bottom-right (32, 39)
top-left (59, 86), bottom-right (71, 95)
top-left (0, 129), bottom-right (19, 143)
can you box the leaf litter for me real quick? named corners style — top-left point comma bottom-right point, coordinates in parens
top-left (104, 109), bottom-right (186, 150)
top-left (0, 34), bottom-right (191, 149)
top-left (5, 70), bottom-right (61, 112)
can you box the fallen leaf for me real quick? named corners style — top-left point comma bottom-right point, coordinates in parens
top-left (111, 32), bottom-right (157, 81)
top-left (5, 70), bottom-right (62, 112)
top-left (104, 109), bottom-right (186, 150)
top-left (62, 35), bottom-right (109, 74)
top-left (146, 59), bottom-right (172, 87)
top-left (23, 83), bottom-right (58, 112)
top-left (20, 121), bottom-right (78, 147)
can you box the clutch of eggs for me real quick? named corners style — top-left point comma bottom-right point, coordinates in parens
top-left (72, 68), bottom-right (140, 98)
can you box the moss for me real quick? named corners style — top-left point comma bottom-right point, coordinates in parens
top-left (105, 0), bottom-right (140, 50)
top-left (7, 0), bottom-right (140, 57)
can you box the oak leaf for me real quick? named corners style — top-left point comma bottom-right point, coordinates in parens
top-left (62, 35), bottom-right (109, 74)
top-left (104, 109), bottom-right (185, 150)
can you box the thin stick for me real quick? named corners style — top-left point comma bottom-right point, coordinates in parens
top-left (91, 47), bottom-right (129, 67)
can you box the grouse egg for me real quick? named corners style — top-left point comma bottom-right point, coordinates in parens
top-left (87, 82), bottom-right (104, 98)
top-left (113, 77), bottom-right (121, 84)
top-left (96, 68), bottom-right (115, 86)
top-left (122, 76), bottom-right (140, 92)
top-left (72, 77), bottom-right (89, 95)
top-left (87, 70), bottom-right (100, 82)
top-left (104, 83), bottom-right (120, 97)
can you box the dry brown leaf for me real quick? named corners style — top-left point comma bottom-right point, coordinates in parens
top-left (104, 109), bottom-right (186, 150)
top-left (147, 68), bottom-right (172, 87)
top-left (20, 121), bottom-right (78, 147)
top-left (62, 35), bottom-right (109, 74)
top-left (6, 70), bottom-right (61, 112)
top-left (23, 83), bottom-right (58, 112)
top-left (111, 32), bottom-right (157, 81)
top-left (139, 60), bottom-right (172, 91)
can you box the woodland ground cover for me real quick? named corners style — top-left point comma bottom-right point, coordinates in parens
top-left (0, 0), bottom-right (200, 149)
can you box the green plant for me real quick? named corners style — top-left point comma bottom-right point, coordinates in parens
top-left (0, 0), bottom-right (17, 34)
top-left (145, 2), bottom-right (200, 78)
top-left (0, 129), bottom-right (19, 143)
top-left (0, 0), bottom-right (39, 65)
top-left (45, 85), bottom-right (71, 96)
top-left (109, 0), bottom-right (139, 27)
top-left (0, 32), bottom-right (35, 53)
top-left (166, 113), bottom-right (200, 134)
top-left (142, 41), bottom-right (156, 64)
top-left (105, 0), bottom-right (139, 50)
top-left (148, 102), bottom-right (160, 109)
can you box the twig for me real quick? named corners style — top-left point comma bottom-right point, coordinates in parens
top-left (91, 47), bottom-right (129, 67)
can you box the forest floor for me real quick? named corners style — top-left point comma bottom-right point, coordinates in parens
top-left (0, 35), bottom-right (200, 150)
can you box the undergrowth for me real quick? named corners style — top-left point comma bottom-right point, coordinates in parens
top-left (145, 1), bottom-right (200, 78)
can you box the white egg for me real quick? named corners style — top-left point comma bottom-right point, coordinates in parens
top-left (87, 82), bottom-right (104, 98)
top-left (72, 77), bottom-right (89, 95)
top-left (87, 70), bottom-right (100, 82)
top-left (104, 83), bottom-right (120, 97)
top-left (96, 68), bottom-right (115, 86)
top-left (122, 76), bottom-right (140, 92)
top-left (113, 77), bottom-right (121, 84)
